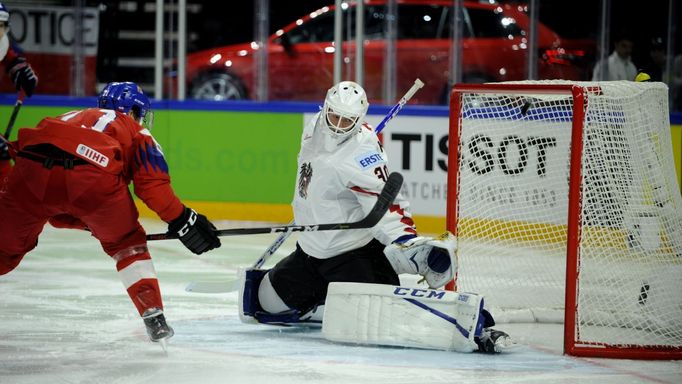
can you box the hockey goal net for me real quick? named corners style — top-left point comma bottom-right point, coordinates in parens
top-left (447, 80), bottom-right (682, 359)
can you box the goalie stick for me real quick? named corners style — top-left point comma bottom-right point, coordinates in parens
top-left (187, 80), bottom-right (424, 293)
top-left (251, 220), bottom-right (294, 270)
top-left (374, 78), bottom-right (424, 135)
top-left (147, 172), bottom-right (403, 241)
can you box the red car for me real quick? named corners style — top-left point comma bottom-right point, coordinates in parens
top-left (183, 0), bottom-right (593, 104)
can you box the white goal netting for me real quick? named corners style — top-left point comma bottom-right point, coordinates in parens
top-left (450, 80), bottom-right (682, 354)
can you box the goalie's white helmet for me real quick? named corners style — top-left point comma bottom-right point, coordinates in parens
top-left (322, 81), bottom-right (369, 139)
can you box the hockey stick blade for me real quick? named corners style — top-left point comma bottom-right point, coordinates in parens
top-left (147, 172), bottom-right (403, 241)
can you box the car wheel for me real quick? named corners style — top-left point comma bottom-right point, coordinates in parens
top-left (190, 72), bottom-right (247, 101)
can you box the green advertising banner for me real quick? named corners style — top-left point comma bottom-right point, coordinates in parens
top-left (153, 110), bottom-right (302, 203)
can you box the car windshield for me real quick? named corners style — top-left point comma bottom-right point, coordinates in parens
top-left (281, 4), bottom-right (523, 44)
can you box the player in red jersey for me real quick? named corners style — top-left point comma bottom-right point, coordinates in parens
top-left (0, 82), bottom-right (220, 344)
top-left (0, 2), bottom-right (37, 96)
top-left (0, 2), bottom-right (38, 184)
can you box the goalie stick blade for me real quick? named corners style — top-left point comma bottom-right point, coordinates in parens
top-left (146, 172), bottom-right (404, 241)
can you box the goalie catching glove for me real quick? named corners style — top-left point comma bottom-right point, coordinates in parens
top-left (384, 232), bottom-right (457, 289)
top-left (167, 206), bottom-right (221, 254)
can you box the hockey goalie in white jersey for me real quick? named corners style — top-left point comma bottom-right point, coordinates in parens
top-left (238, 81), bottom-right (512, 353)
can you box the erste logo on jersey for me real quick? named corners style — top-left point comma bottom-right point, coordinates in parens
top-left (76, 144), bottom-right (109, 167)
top-left (355, 151), bottom-right (385, 170)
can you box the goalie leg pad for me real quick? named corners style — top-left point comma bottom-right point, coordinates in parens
top-left (238, 268), bottom-right (269, 324)
top-left (322, 282), bottom-right (485, 352)
top-left (238, 267), bottom-right (324, 325)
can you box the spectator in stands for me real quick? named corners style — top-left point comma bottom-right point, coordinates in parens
top-left (639, 38), bottom-right (667, 83)
top-left (0, 2), bottom-right (37, 97)
top-left (0, 2), bottom-right (38, 185)
top-left (592, 35), bottom-right (637, 81)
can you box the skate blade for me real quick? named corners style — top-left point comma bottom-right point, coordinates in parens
top-left (157, 338), bottom-right (169, 356)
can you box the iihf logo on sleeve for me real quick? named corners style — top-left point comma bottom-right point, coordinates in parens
top-left (76, 144), bottom-right (109, 167)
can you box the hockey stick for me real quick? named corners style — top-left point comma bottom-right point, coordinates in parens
top-left (0, 92), bottom-right (25, 152)
top-left (251, 221), bottom-right (294, 269)
top-left (3, 91), bottom-right (25, 140)
top-left (374, 78), bottom-right (424, 134)
top-left (147, 172), bottom-right (403, 241)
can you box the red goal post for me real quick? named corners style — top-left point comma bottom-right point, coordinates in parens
top-left (447, 81), bottom-right (682, 359)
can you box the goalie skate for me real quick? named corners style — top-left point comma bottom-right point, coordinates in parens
top-left (475, 328), bottom-right (513, 354)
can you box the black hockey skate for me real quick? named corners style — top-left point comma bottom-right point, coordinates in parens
top-left (143, 308), bottom-right (174, 342)
top-left (475, 328), bottom-right (512, 354)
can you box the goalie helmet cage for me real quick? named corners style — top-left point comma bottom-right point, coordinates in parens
top-left (447, 80), bottom-right (682, 360)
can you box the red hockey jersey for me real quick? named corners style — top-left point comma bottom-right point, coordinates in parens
top-left (17, 108), bottom-right (184, 222)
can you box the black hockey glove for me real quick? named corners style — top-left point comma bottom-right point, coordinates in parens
top-left (7, 57), bottom-right (38, 97)
top-left (168, 206), bottom-right (221, 254)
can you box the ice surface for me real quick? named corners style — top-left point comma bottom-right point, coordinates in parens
top-left (1, 218), bottom-right (680, 384)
